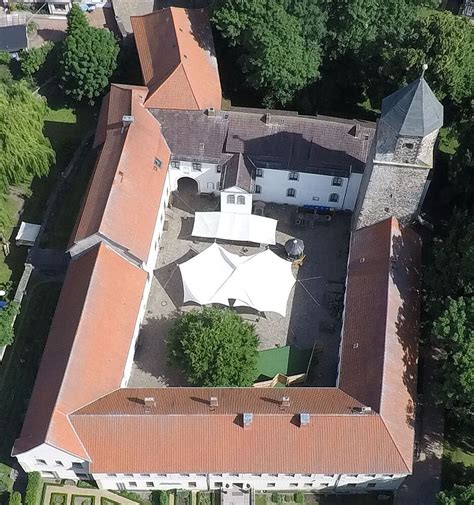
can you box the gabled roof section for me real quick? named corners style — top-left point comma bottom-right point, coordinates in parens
top-left (71, 388), bottom-right (409, 474)
top-left (131, 7), bottom-right (222, 110)
top-left (12, 243), bottom-right (147, 458)
top-left (72, 84), bottom-right (171, 264)
top-left (381, 77), bottom-right (443, 137)
top-left (338, 217), bottom-right (421, 472)
top-left (221, 153), bottom-right (255, 192)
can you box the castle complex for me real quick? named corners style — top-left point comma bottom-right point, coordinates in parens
top-left (12, 6), bottom-right (442, 495)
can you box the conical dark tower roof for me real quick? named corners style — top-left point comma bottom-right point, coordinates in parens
top-left (381, 77), bottom-right (443, 137)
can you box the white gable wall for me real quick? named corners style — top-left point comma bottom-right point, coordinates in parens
top-left (16, 443), bottom-right (89, 480)
top-left (169, 162), bottom-right (221, 193)
top-left (220, 188), bottom-right (252, 214)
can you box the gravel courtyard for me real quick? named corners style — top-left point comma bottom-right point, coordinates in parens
top-left (128, 184), bottom-right (351, 388)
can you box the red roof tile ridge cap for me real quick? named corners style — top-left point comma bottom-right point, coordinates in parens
top-left (178, 61), bottom-right (200, 109)
top-left (70, 387), bottom-right (123, 416)
top-left (145, 64), bottom-right (182, 106)
top-left (45, 439), bottom-right (91, 462)
top-left (379, 414), bottom-right (412, 473)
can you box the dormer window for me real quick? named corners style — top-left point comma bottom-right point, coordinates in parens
top-left (154, 158), bottom-right (162, 169)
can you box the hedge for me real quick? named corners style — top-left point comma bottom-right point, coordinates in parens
top-left (152, 490), bottom-right (169, 505)
top-left (24, 472), bottom-right (41, 505)
top-left (9, 491), bottom-right (22, 505)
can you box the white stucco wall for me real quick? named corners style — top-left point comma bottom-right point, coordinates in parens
top-left (253, 169), bottom-right (356, 210)
top-left (93, 472), bottom-right (407, 492)
top-left (16, 444), bottom-right (89, 480)
top-left (220, 188), bottom-right (253, 214)
top-left (169, 161), bottom-right (221, 193)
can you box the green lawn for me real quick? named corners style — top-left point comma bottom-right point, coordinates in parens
top-left (0, 280), bottom-right (62, 472)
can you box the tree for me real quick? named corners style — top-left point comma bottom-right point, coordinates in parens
top-left (0, 82), bottom-right (55, 192)
top-left (19, 42), bottom-right (54, 79)
top-left (8, 492), bottom-right (22, 505)
top-left (66, 3), bottom-right (88, 34)
top-left (167, 307), bottom-right (259, 387)
top-left (60, 9), bottom-right (118, 102)
top-left (437, 485), bottom-right (474, 505)
top-left (432, 297), bottom-right (474, 420)
top-left (212, 0), bottom-right (323, 106)
top-left (378, 11), bottom-right (474, 103)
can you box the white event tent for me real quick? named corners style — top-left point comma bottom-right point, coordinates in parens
top-left (192, 212), bottom-right (277, 245)
top-left (179, 243), bottom-right (295, 316)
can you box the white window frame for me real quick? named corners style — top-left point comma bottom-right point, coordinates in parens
top-left (329, 193), bottom-right (339, 203)
top-left (288, 171), bottom-right (299, 181)
top-left (192, 162), bottom-right (202, 172)
top-left (227, 194), bottom-right (235, 204)
top-left (287, 188), bottom-right (296, 198)
top-left (237, 195), bottom-right (245, 205)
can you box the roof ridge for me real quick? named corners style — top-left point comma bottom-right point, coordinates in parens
top-left (178, 61), bottom-right (200, 110)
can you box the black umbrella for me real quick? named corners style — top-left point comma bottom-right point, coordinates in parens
top-left (285, 238), bottom-right (304, 259)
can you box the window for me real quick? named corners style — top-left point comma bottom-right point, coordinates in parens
top-left (267, 484), bottom-right (276, 488)
top-left (35, 459), bottom-right (47, 465)
top-left (216, 165), bottom-right (222, 173)
top-left (329, 193), bottom-right (339, 203)
top-left (72, 463), bottom-right (83, 469)
top-left (347, 484), bottom-right (357, 488)
top-left (107, 474), bottom-right (117, 477)
top-left (301, 474), bottom-right (311, 478)
top-left (141, 474), bottom-right (151, 477)
top-left (366, 474), bottom-right (376, 478)
top-left (129, 482), bottom-right (137, 488)
top-left (214, 482), bottom-right (223, 488)
top-left (182, 474), bottom-right (190, 477)
top-left (383, 474), bottom-right (394, 478)
top-left (54, 461), bottom-right (63, 467)
top-left (256, 168), bottom-right (264, 178)
top-left (189, 482), bottom-right (197, 488)
top-left (403, 142), bottom-right (414, 149)
top-left (288, 171), bottom-right (299, 181)
top-left (332, 177), bottom-right (343, 187)
top-left (320, 484), bottom-right (329, 488)
top-left (237, 195), bottom-right (245, 205)
top-left (348, 474), bottom-right (358, 478)
top-left (192, 162), bottom-right (202, 171)
top-left (367, 483), bottom-right (376, 488)
top-left (124, 474), bottom-right (133, 477)
top-left (255, 185), bottom-right (261, 194)
top-left (268, 474), bottom-right (278, 477)
top-left (229, 473), bottom-right (238, 477)
top-left (289, 483), bottom-right (298, 488)
top-left (146, 482), bottom-right (154, 488)
top-left (171, 161), bottom-right (180, 169)
top-left (304, 483), bottom-right (312, 487)
top-left (227, 194), bottom-right (235, 204)
top-left (76, 473), bottom-right (88, 479)
top-left (287, 188), bottom-right (296, 198)
top-left (154, 158), bottom-right (162, 169)
top-left (117, 483), bottom-right (126, 491)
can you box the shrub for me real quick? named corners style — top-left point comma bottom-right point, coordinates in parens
top-left (197, 493), bottom-right (211, 505)
top-left (24, 472), bottom-right (41, 505)
top-left (294, 493), bottom-right (304, 504)
top-left (270, 493), bottom-right (282, 504)
top-left (19, 43), bottom-right (55, 79)
top-left (9, 491), bottom-right (22, 505)
top-left (77, 481), bottom-right (97, 489)
top-left (0, 301), bottom-right (19, 347)
top-left (152, 491), bottom-right (169, 505)
top-left (284, 496), bottom-right (292, 503)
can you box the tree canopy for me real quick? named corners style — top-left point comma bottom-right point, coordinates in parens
top-left (212, 0), bottom-right (324, 106)
top-left (167, 307), bottom-right (259, 387)
top-left (437, 485), bottom-right (474, 505)
top-left (60, 6), bottom-right (119, 102)
top-left (0, 82), bottom-right (55, 192)
top-left (19, 42), bottom-right (55, 80)
top-left (377, 11), bottom-right (474, 103)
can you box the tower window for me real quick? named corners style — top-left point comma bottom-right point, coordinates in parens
top-left (288, 171), bottom-right (299, 181)
top-left (171, 161), bottom-right (180, 168)
top-left (237, 195), bottom-right (245, 205)
top-left (287, 188), bottom-right (296, 198)
top-left (192, 162), bottom-right (202, 171)
top-left (329, 193), bottom-right (339, 203)
top-left (255, 185), bottom-right (261, 194)
top-left (256, 168), bottom-right (264, 178)
top-left (154, 158), bottom-right (162, 169)
top-left (227, 194), bottom-right (235, 204)
top-left (332, 177), bottom-right (343, 187)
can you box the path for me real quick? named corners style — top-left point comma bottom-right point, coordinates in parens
top-left (43, 483), bottom-right (139, 505)
top-left (395, 346), bottom-right (444, 504)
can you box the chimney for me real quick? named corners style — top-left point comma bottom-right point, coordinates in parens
top-left (122, 115), bottom-right (134, 128)
top-left (280, 396), bottom-right (290, 410)
top-left (206, 107), bottom-right (216, 117)
top-left (209, 396), bottom-right (218, 411)
top-left (299, 413), bottom-right (310, 427)
top-left (143, 396), bottom-right (155, 414)
top-left (243, 412), bottom-right (253, 428)
top-left (351, 406), bottom-right (372, 414)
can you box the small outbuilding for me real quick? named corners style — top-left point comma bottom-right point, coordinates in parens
top-left (15, 222), bottom-right (41, 247)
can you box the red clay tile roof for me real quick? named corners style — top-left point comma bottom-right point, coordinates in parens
top-left (338, 217), bottom-right (421, 472)
top-left (71, 388), bottom-right (409, 474)
top-left (72, 84), bottom-right (171, 264)
top-left (12, 243), bottom-right (147, 458)
top-left (131, 8), bottom-right (222, 110)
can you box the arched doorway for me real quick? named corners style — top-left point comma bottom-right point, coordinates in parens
top-left (177, 177), bottom-right (199, 194)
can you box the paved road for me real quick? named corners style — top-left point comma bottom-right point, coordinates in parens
top-left (395, 346), bottom-right (444, 505)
